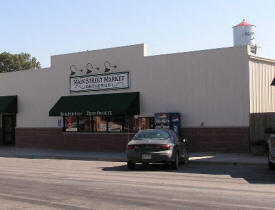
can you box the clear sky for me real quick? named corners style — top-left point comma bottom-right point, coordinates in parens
top-left (1, 0), bottom-right (274, 67)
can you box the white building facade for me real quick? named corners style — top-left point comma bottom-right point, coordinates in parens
top-left (0, 44), bottom-right (274, 152)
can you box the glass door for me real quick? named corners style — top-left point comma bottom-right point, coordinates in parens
top-left (3, 115), bottom-right (16, 145)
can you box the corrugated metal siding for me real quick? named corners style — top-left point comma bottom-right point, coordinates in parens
top-left (249, 60), bottom-right (275, 113)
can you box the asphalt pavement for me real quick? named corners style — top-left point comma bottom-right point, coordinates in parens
top-left (0, 157), bottom-right (274, 210)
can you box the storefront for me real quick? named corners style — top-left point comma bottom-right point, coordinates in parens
top-left (49, 92), bottom-right (140, 133)
top-left (0, 44), bottom-right (274, 152)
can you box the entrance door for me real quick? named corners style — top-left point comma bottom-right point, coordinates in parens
top-left (3, 115), bottom-right (16, 145)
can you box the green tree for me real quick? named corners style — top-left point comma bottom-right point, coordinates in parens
top-left (0, 52), bottom-right (41, 73)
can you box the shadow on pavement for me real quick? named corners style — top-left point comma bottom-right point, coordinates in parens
top-left (0, 155), bottom-right (103, 161)
top-left (101, 162), bottom-right (275, 184)
top-left (0, 147), bottom-right (124, 162)
top-left (102, 163), bottom-right (173, 172)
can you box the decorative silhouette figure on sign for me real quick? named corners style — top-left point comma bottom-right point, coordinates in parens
top-left (86, 63), bottom-right (100, 74)
top-left (104, 61), bottom-right (117, 72)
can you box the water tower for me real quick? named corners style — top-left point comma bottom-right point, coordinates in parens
top-left (233, 19), bottom-right (257, 54)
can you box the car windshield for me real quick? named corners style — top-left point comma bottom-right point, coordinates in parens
top-left (133, 130), bottom-right (170, 140)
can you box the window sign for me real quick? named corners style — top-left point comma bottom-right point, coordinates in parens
top-left (64, 116), bottom-right (78, 132)
top-left (60, 111), bottom-right (112, 117)
top-left (57, 119), bottom-right (62, 127)
top-left (70, 72), bottom-right (130, 92)
top-left (68, 116), bottom-right (72, 128)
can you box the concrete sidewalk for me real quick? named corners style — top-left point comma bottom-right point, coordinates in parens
top-left (0, 147), bottom-right (267, 166)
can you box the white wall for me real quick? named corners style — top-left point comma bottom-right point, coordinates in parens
top-left (141, 46), bottom-right (250, 127)
top-left (0, 44), bottom-right (250, 128)
top-left (0, 68), bottom-right (62, 127)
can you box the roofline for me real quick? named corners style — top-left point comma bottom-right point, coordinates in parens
top-left (145, 45), bottom-right (248, 59)
top-left (249, 55), bottom-right (275, 64)
top-left (51, 43), bottom-right (146, 58)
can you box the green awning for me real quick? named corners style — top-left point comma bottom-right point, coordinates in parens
top-left (0, 96), bottom-right (17, 113)
top-left (49, 92), bottom-right (140, 116)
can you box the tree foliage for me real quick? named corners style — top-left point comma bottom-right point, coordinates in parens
top-left (0, 52), bottom-right (41, 73)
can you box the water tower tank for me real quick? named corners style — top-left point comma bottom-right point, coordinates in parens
top-left (233, 19), bottom-right (256, 53)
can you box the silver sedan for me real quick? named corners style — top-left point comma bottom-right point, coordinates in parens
top-left (126, 129), bottom-right (189, 169)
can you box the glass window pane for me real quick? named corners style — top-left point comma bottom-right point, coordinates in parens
top-left (79, 117), bottom-right (92, 132)
top-left (125, 116), bottom-right (136, 132)
top-left (138, 117), bottom-right (155, 130)
top-left (108, 116), bottom-right (123, 132)
top-left (94, 116), bottom-right (107, 132)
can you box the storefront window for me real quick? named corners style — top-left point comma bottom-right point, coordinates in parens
top-left (64, 116), bottom-right (78, 132)
top-left (108, 116), bottom-right (123, 132)
top-left (63, 115), bottom-right (140, 133)
top-left (94, 116), bottom-right (108, 132)
top-left (125, 115), bottom-right (137, 132)
top-left (79, 117), bottom-right (93, 132)
top-left (138, 117), bottom-right (155, 130)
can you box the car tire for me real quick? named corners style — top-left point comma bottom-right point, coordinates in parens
top-left (268, 151), bottom-right (275, 170)
top-left (127, 161), bottom-right (136, 170)
top-left (171, 153), bottom-right (179, 170)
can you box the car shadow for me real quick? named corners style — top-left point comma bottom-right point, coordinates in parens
top-left (102, 163), bottom-right (174, 172)
top-left (101, 162), bottom-right (275, 184)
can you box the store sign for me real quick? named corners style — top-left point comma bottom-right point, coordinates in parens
top-left (61, 111), bottom-right (113, 116)
top-left (70, 72), bottom-right (130, 92)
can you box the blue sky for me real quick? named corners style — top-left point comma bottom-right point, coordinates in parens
top-left (1, 0), bottom-right (274, 67)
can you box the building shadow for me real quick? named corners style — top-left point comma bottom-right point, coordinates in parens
top-left (101, 162), bottom-right (275, 184)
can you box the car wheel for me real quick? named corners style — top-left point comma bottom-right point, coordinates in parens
top-left (171, 153), bottom-right (179, 170)
top-left (268, 151), bottom-right (275, 170)
top-left (127, 161), bottom-right (136, 170)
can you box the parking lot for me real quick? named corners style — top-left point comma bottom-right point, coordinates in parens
top-left (0, 157), bottom-right (275, 210)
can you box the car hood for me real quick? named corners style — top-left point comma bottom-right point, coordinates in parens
top-left (128, 139), bottom-right (172, 145)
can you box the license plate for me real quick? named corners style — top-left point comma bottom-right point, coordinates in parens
top-left (142, 154), bottom-right (151, 160)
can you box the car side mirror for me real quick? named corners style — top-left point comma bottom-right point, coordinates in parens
top-left (265, 128), bottom-right (273, 134)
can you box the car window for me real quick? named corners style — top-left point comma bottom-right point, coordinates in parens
top-left (133, 130), bottom-right (170, 140)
